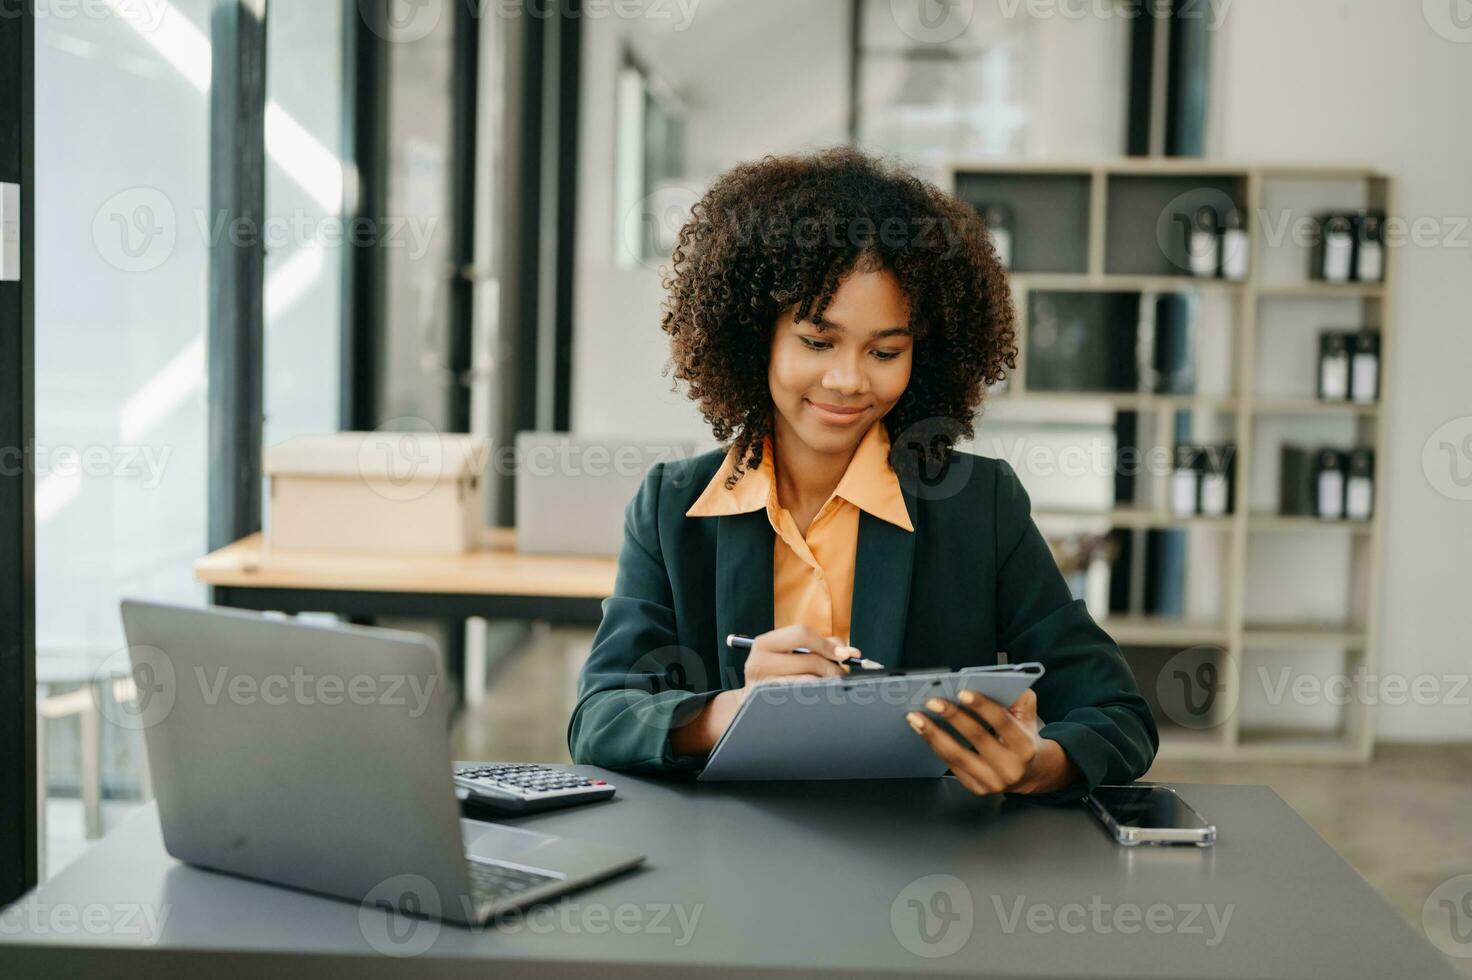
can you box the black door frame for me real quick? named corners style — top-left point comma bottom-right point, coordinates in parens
top-left (0, 0), bottom-right (38, 906)
top-left (207, 0), bottom-right (269, 553)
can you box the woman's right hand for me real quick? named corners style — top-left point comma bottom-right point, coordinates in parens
top-left (740, 624), bottom-right (858, 688)
top-left (670, 624), bottom-right (860, 757)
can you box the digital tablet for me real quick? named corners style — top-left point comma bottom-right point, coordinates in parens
top-left (697, 663), bottom-right (1045, 781)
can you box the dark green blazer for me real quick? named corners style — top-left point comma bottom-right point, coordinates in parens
top-left (567, 446), bottom-right (1158, 796)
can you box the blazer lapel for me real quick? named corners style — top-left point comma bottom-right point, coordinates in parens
top-left (714, 510), bottom-right (774, 687)
top-left (849, 489), bottom-right (917, 670)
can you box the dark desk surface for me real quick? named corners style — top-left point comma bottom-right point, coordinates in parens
top-left (0, 770), bottom-right (1457, 979)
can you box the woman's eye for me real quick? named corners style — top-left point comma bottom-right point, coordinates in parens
top-left (872, 350), bottom-right (903, 361)
top-left (799, 337), bottom-right (831, 351)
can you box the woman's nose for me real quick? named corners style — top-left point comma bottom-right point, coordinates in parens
top-left (822, 360), bottom-right (867, 395)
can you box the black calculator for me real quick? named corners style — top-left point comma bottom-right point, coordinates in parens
top-left (452, 762), bottom-right (616, 814)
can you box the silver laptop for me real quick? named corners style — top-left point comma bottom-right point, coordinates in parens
top-left (118, 600), bottom-right (644, 926)
top-left (514, 432), bottom-right (702, 555)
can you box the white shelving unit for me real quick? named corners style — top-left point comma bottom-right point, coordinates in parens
top-left (952, 159), bottom-right (1393, 763)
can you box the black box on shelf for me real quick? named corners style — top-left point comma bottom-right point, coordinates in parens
top-left (1279, 444), bottom-right (1317, 516)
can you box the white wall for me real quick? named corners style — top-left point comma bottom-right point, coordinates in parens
top-left (568, 2), bottom-right (1472, 743)
top-left (571, 1), bottom-right (1131, 440)
top-left (1208, 0), bottom-right (1472, 740)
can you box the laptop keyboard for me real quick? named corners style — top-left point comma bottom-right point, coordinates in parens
top-left (467, 859), bottom-right (561, 906)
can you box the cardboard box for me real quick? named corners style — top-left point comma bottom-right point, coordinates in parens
top-left (265, 432), bottom-right (488, 554)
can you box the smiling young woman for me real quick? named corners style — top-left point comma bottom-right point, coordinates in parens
top-left (567, 147), bottom-right (1158, 799)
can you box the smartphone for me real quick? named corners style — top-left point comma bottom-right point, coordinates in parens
top-left (1085, 785), bottom-right (1216, 847)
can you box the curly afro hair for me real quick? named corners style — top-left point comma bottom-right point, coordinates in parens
top-left (659, 146), bottom-right (1016, 488)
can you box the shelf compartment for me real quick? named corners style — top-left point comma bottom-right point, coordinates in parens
top-left (1250, 398), bottom-right (1379, 417)
top-left (952, 170), bottom-right (1091, 275)
top-left (1104, 173), bottom-right (1249, 278)
top-left (1034, 508), bottom-right (1235, 531)
top-left (1256, 281), bottom-right (1385, 299)
top-left (1102, 615), bottom-right (1231, 647)
top-left (1248, 514), bottom-right (1373, 534)
top-left (1242, 624), bottom-right (1367, 649)
top-left (992, 392), bottom-right (1238, 412)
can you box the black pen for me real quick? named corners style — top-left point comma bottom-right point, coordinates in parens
top-left (725, 633), bottom-right (885, 671)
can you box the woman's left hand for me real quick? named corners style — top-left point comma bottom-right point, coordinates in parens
top-left (906, 689), bottom-right (1079, 797)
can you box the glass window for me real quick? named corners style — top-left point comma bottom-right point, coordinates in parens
top-left (34, 0), bottom-right (215, 877)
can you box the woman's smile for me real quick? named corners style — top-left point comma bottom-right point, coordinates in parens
top-left (805, 399), bottom-right (870, 426)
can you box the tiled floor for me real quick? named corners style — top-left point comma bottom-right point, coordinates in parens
top-left (450, 627), bottom-right (1472, 976)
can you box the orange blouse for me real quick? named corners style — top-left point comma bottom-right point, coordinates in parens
top-left (684, 421), bottom-right (914, 644)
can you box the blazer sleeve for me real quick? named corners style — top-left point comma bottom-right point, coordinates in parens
top-left (992, 459), bottom-right (1160, 798)
top-left (566, 462), bottom-right (720, 774)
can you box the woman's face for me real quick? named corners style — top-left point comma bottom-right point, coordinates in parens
top-left (767, 265), bottom-right (914, 459)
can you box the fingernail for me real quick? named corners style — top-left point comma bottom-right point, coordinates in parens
top-left (906, 712), bottom-right (926, 732)
top-left (925, 698), bottom-right (947, 714)
top-left (959, 690), bottom-right (979, 706)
